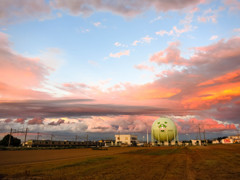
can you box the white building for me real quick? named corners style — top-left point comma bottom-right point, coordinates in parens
top-left (115, 134), bottom-right (138, 146)
top-left (212, 140), bottom-right (219, 144)
top-left (221, 138), bottom-right (233, 144)
top-left (191, 139), bottom-right (201, 146)
top-left (228, 135), bottom-right (240, 143)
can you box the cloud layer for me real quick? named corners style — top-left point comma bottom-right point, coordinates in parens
top-left (0, 32), bottom-right (51, 99)
top-left (0, 0), bottom-right (204, 25)
top-left (1, 34), bottom-right (239, 135)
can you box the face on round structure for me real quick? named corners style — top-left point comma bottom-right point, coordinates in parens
top-left (151, 117), bottom-right (177, 142)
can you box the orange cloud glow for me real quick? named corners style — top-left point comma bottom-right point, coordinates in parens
top-left (175, 118), bottom-right (237, 133)
top-left (0, 32), bottom-right (50, 100)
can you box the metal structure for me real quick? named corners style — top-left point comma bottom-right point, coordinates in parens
top-left (151, 117), bottom-right (178, 145)
top-left (24, 140), bottom-right (103, 147)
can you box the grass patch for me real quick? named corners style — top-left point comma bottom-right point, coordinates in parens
top-left (147, 147), bottom-right (182, 156)
top-left (123, 147), bottom-right (183, 156)
top-left (54, 156), bottom-right (115, 170)
top-left (124, 149), bottom-right (151, 154)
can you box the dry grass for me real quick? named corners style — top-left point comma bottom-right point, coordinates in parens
top-left (0, 144), bottom-right (240, 180)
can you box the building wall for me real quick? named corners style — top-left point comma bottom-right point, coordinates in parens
top-left (228, 135), bottom-right (240, 140)
top-left (191, 139), bottom-right (202, 146)
top-left (221, 138), bottom-right (233, 144)
top-left (115, 134), bottom-right (138, 145)
top-left (212, 140), bottom-right (219, 144)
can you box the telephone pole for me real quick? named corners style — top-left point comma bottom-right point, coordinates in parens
top-left (24, 128), bottom-right (28, 145)
top-left (75, 135), bottom-right (79, 142)
top-left (147, 129), bottom-right (149, 144)
top-left (198, 125), bottom-right (201, 139)
top-left (203, 129), bottom-right (206, 144)
top-left (51, 134), bottom-right (54, 141)
top-left (37, 132), bottom-right (40, 141)
top-left (8, 128), bottom-right (12, 147)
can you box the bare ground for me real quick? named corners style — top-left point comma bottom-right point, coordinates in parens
top-left (0, 144), bottom-right (239, 180)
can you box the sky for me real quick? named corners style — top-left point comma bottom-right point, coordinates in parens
top-left (0, 0), bottom-right (240, 141)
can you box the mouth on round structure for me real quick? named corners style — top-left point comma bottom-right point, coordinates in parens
top-left (161, 130), bottom-right (165, 132)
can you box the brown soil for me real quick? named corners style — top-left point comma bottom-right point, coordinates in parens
top-left (0, 144), bottom-right (239, 180)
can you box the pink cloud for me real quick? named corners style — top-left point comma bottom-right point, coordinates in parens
top-left (52, 0), bottom-right (204, 17)
top-left (1, 35), bottom-right (240, 133)
top-left (85, 115), bottom-right (158, 133)
top-left (14, 118), bottom-right (26, 124)
top-left (0, 0), bottom-right (51, 25)
top-left (132, 35), bottom-right (154, 46)
top-left (109, 50), bottom-right (130, 58)
top-left (209, 35), bottom-right (218, 40)
top-left (156, 25), bottom-right (193, 37)
top-left (134, 64), bottom-right (155, 72)
top-left (234, 28), bottom-right (240, 32)
top-left (150, 41), bottom-right (189, 66)
top-left (197, 7), bottom-right (223, 23)
top-left (93, 22), bottom-right (101, 27)
top-left (28, 117), bottom-right (44, 125)
top-left (4, 118), bottom-right (12, 123)
top-left (55, 37), bottom-right (240, 125)
top-left (0, 0), bottom-right (205, 25)
top-left (132, 40), bottom-right (141, 46)
top-left (142, 35), bottom-right (153, 43)
top-left (223, 0), bottom-right (240, 11)
top-left (0, 32), bottom-right (51, 100)
top-left (198, 69), bottom-right (240, 87)
top-left (175, 118), bottom-right (237, 134)
top-left (156, 30), bottom-right (173, 36)
top-left (48, 118), bottom-right (65, 126)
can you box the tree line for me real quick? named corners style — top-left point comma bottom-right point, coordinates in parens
top-left (0, 134), bottom-right (21, 146)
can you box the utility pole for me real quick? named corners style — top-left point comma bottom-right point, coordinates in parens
top-left (75, 135), bottom-right (78, 142)
top-left (147, 129), bottom-right (149, 144)
top-left (51, 134), bottom-right (54, 141)
top-left (37, 132), bottom-right (40, 141)
top-left (238, 128), bottom-right (240, 140)
top-left (24, 128), bottom-right (28, 145)
top-left (50, 134), bottom-right (54, 147)
top-left (203, 129), bottom-right (206, 144)
top-left (8, 128), bottom-right (12, 147)
top-left (198, 125), bottom-right (201, 146)
top-left (86, 134), bottom-right (89, 147)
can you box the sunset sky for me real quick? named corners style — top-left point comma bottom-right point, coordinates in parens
top-left (0, 0), bottom-right (240, 141)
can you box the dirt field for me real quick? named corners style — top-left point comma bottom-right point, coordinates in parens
top-left (0, 144), bottom-right (240, 180)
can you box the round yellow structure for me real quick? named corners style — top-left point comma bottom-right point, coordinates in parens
top-left (151, 117), bottom-right (177, 142)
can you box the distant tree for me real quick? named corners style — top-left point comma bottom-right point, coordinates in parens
top-left (217, 136), bottom-right (227, 142)
top-left (0, 134), bottom-right (21, 146)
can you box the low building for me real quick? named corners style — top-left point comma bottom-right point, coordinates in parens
top-left (177, 141), bottom-right (183, 146)
top-left (191, 139), bottom-right (201, 146)
top-left (228, 135), bottom-right (240, 143)
top-left (212, 140), bottom-right (219, 144)
top-left (98, 140), bottom-right (115, 147)
top-left (163, 141), bottom-right (169, 146)
top-left (221, 138), bottom-right (233, 144)
top-left (115, 134), bottom-right (138, 146)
